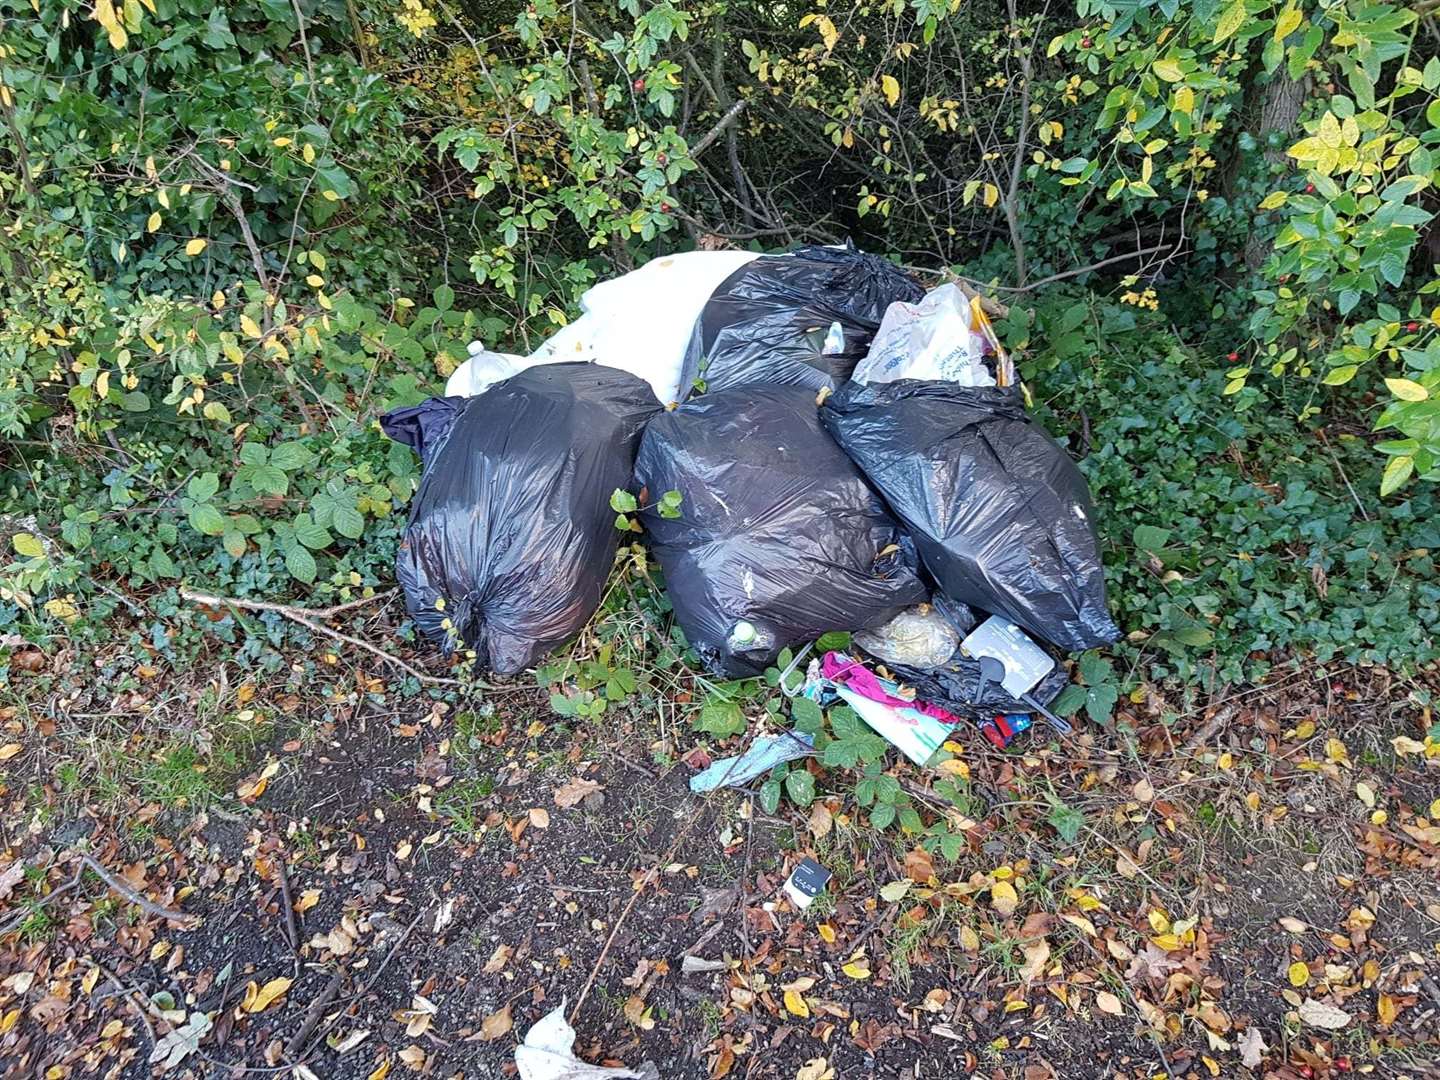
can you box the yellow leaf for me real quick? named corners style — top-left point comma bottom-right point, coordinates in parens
top-left (1095, 990), bottom-right (1124, 1016)
top-left (1294, 719), bottom-right (1315, 739)
top-left (185, 238), bottom-right (208, 256)
top-left (1061, 914), bottom-right (1097, 937)
top-left (1325, 737), bottom-right (1349, 765)
top-left (1175, 86), bottom-right (1194, 114)
top-left (1377, 993), bottom-right (1400, 1027)
top-left (306, 273), bottom-right (324, 287)
top-left (816, 15), bottom-right (838, 50)
top-left (367, 1060), bottom-right (391, 1080)
top-left (303, 143), bottom-right (316, 163)
top-left (240, 315), bottom-right (263, 339)
top-left (146, 211), bottom-right (161, 233)
top-left (1259, 191), bottom-right (1288, 210)
top-left (322, 189), bottom-right (340, 201)
top-left (982, 182), bottom-right (1000, 209)
top-left (0, 744), bottom-right (21, 762)
top-left (1152, 58), bottom-right (1184, 83)
top-left (784, 989), bottom-right (810, 1017)
top-left (1274, 6), bottom-right (1303, 40)
top-left (273, 137), bottom-right (292, 147)
top-left (1318, 112), bottom-right (1342, 149)
top-left (295, 888), bottom-right (320, 913)
top-left (991, 879), bottom-right (1018, 916)
top-left (157, 188), bottom-right (170, 208)
top-left (1213, 0), bottom-right (1246, 42)
top-left (959, 925), bottom-right (980, 951)
top-left (1355, 782), bottom-right (1375, 807)
top-left (1385, 377), bottom-right (1429, 402)
top-left (841, 958), bottom-right (871, 980)
top-left (1287, 961), bottom-right (1310, 987)
top-left (817, 923), bottom-right (835, 943)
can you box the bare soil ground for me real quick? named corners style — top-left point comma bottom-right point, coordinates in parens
top-left (2, 643), bottom-right (1438, 1080)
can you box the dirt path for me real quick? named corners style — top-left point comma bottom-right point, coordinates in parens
top-left (2, 659), bottom-right (1438, 1079)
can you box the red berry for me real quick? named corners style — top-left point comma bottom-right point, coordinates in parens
top-left (1336, 1059), bottom-right (1352, 1072)
top-left (660, 201), bottom-right (671, 212)
top-left (1081, 36), bottom-right (1092, 47)
top-left (1305, 183), bottom-right (1315, 194)
top-left (656, 152), bottom-right (667, 164)
top-left (1407, 321), bottom-right (1419, 332)
top-left (1300, 1068), bottom-right (1314, 1079)
top-left (1227, 351), bottom-right (1239, 362)
top-left (633, 78), bottom-right (645, 92)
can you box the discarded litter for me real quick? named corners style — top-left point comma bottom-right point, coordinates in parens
top-left (688, 731), bottom-right (815, 793)
top-left (821, 652), bottom-right (959, 767)
top-left (383, 363), bottom-right (659, 674)
top-left (853, 604), bottom-right (961, 669)
top-left (851, 283), bottom-right (1007, 388)
top-left (680, 242), bottom-right (924, 395)
top-left (515, 1001), bottom-right (657, 1080)
top-left (447, 249), bottom-right (759, 407)
top-left (822, 380), bottom-right (1120, 653)
top-left (782, 857), bottom-right (832, 910)
top-left (395, 243), bottom-right (1120, 753)
top-left (633, 384), bottom-right (927, 676)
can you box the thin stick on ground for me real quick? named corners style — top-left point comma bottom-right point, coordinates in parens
top-left (275, 857), bottom-right (298, 952)
top-left (1074, 936), bottom-right (1178, 1080)
top-left (0, 855), bottom-right (198, 936)
top-left (570, 813), bottom-right (703, 1023)
top-left (93, 962), bottom-right (157, 1051)
top-left (285, 970), bottom-right (344, 1059)
top-left (180, 587), bottom-right (467, 689)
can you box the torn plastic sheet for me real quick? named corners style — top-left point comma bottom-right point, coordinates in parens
top-left (688, 731), bottom-right (815, 793)
top-left (516, 1001), bottom-right (658, 1080)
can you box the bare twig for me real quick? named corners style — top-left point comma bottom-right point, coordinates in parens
top-left (79, 855), bottom-right (199, 926)
top-left (180, 588), bottom-right (469, 689)
top-left (688, 98), bottom-right (748, 159)
top-left (275, 858), bottom-right (298, 952)
top-left (92, 962), bottom-right (158, 1051)
top-left (950, 241), bottom-right (1181, 296)
top-left (571, 816), bottom-right (700, 1023)
top-left (284, 970), bottom-right (344, 1059)
top-left (289, 0), bottom-right (318, 108)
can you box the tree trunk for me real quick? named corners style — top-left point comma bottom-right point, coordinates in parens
top-left (1244, 71), bottom-right (1306, 271)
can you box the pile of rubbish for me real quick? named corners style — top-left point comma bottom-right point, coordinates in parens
top-left (384, 242), bottom-right (1119, 760)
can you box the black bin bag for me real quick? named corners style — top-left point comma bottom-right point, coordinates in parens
top-left (382, 363), bottom-right (661, 675)
top-left (680, 243), bottom-right (924, 396)
top-left (634, 385), bottom-right (928, 677)
top-left (821, 381), bottom-right (1120, 653)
